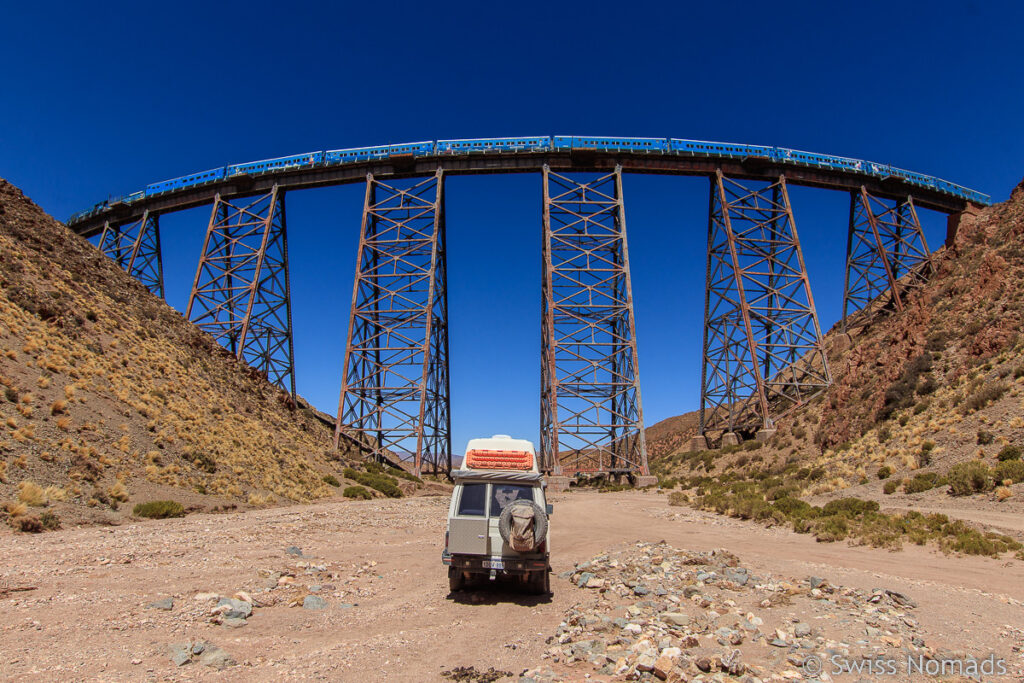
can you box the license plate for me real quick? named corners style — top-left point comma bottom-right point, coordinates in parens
top-left (483, 559), bottom-right (504, 570)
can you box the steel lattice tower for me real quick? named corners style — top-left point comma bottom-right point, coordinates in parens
top-left (98, 211), bottom-right (164, 298)
top-left (541, 165), bottom-right (648, 477)
top-left (186, 186), bottom-right (296, 397)
top-left (335, 171), bottom-right (451, 477)
top-left (843, 188), bottom-right (932, 331)
top-left (699, 171), bottom-right (830, 440)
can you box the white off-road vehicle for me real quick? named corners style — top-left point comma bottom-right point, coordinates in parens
top-left (442, 435), bottom-right (551, 594)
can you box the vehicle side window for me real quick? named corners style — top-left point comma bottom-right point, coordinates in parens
top-left (457, 483), bottom-right (486, 516)
top-left (491, 484), bottom-right (535, 516)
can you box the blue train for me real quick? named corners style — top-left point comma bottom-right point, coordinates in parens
top-left (68, 136), bottom-right (990, 224)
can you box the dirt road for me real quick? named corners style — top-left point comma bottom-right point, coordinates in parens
top-left (2, 491), bottom-right (1023, 681)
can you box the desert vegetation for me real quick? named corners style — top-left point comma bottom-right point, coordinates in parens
top-left (647, 181), bottom-right (1024, 557)
top-left (0, 179), bottom-right (369, 529)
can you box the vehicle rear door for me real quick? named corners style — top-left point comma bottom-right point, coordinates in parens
top-left (448, 483), bottom-right (488, 555)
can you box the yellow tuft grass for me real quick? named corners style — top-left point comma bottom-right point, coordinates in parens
top-left (43, 486), bottom-right (67, 502)
top-left (247, 491), bottom-right (275, 506)
top-left (108, 482), bottom-right (129, 502)
top-left (3, 501), bottom-right (28, 517)
top-left (17, 481), bottom-right (47, 506)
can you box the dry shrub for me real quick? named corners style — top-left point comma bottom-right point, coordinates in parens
top-left (17, 481), bottom-right (47, 506)
top-left (50, 399), bottom-right (67, 415)
top-left (3, 501), bottom-right (28, 517)
top-left (108, 482), bottom-right (129, 502)
top-left (43, 486), bottom-right (67, 502)
top-left (995, 486), bottom-right (1013, 501)
top-left (13, 515), bottom-right (42, 532)
top-left (247, 492), bottom-right (275, 506)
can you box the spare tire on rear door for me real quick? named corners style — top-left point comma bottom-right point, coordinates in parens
top-left (498, 500), bottom-right (548, 552)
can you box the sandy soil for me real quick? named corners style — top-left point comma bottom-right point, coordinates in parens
top-left (2, 490), bottom-right (1023, 681)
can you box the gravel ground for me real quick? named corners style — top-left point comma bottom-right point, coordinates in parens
top-left (1, 491), bottom-right (1023, 681)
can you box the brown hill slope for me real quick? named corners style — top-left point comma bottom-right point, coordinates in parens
top-left (644, 411), bottom-right (699, 461)
top-left (647, 179), bottom-right (1024, 549)
top-left (0, 179), bottom-right (357, 528)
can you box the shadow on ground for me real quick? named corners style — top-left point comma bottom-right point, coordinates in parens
top-left (447, 582), bottom-right (554, 606)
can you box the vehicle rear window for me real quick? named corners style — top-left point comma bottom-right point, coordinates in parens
top-left (457, 483), bottom-right (486, 516)
top-left (491, 484), bottom-right (534, 516)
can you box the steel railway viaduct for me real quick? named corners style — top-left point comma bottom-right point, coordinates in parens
top-left (66, 136), bottom-right (990, 483)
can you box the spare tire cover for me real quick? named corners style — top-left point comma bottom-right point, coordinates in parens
top-left (498, 500), bottom-right (548, 552)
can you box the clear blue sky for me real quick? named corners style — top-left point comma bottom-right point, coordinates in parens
top-left (2, 1), bottom-right (1022, 454)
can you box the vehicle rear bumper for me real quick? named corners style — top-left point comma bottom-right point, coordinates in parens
top-left (443, 552), bottom-right (548, 575)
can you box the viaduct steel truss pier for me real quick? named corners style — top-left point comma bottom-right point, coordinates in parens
top-left (185, 187), bottom-right (296, 397)
top-left (70, 135), bottom-right (990, 475)
top-left (842, 189), bottom-right (932, 331)
top-left (98, 211), bottom-right (164, 298)
top-left (541, 166), bottom-right (648, 476)
top-left (335, 171), bottom-right (451, 476)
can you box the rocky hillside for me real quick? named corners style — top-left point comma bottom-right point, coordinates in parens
top-left (647, 179), bottom-right (1024, 551)
top-left (645, 411), bottom-right (699, 461)
top-left (0, 179), bottom-right (365, 528)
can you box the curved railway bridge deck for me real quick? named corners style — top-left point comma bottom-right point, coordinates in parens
top-left (64, 137), bottom-right (990, 480)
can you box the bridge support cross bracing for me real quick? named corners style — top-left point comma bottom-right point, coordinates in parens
top-left (540, 165), bottom-right (649, 478)
top-left (842, 188), bottom-right (932, 331)
top-left (185, 187), bottom-right (296, 397)
top-left (699, 171), bottom-right (831, 443)
top-left (97, 211), bottom-right (165, 298)
top-left (335, 170), bottom-right (451, 477)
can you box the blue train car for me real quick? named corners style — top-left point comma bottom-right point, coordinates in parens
top-left (146, 179), bottom-right (176, 195)
top-left (436, 137), bottom-right (550, 154)
top-left (559, 136), bottom-right (668, 153)
top-left (387, 141), bottom-right (434, 157)
top-left (887, 166), bottom-right (939, 191)
top-left (552, 135), bottom-right (574, 150)
top-left (146, 167), bottom-right (226, 195)
top-left (932, 177), bottom-right (986, 203)
top-left (776, 148), bottom-right (866, 173)
top-left (865, 162), bottom-right (891, 178)
top-left (325, 145), bottom-right (393, 164)
top-left (67, 207), bottom-right (95, 224)
top-left (669, 139), bottom-right (772, 159)
top-left (226, 152), bottom-right (323, 177)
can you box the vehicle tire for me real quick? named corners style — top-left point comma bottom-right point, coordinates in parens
top-left (448, 567), bottom-right (465, 592)
top-left (497, 501), bottom-right (548, 552)
top-left (528, 569), bottom-right (550, 595)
